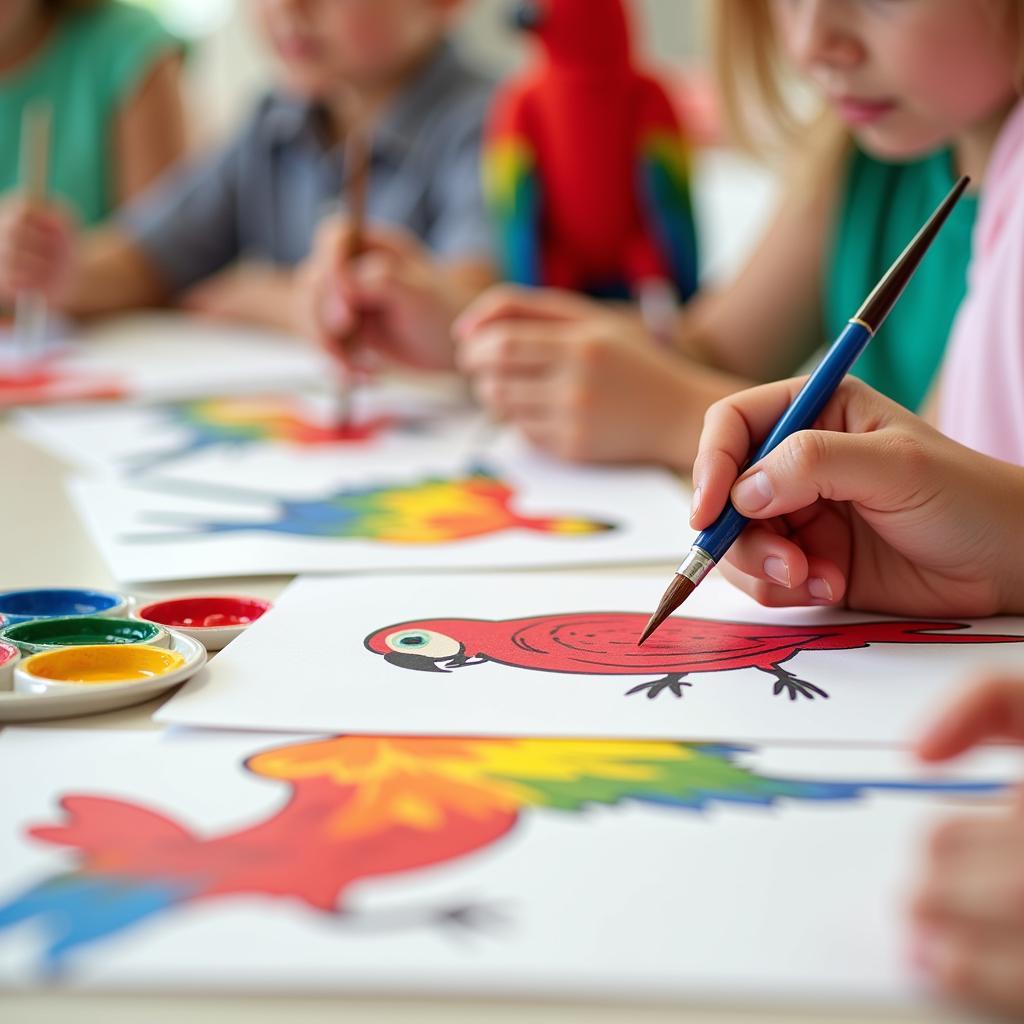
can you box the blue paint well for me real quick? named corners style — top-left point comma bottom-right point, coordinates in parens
top-left (0, 589), bottom-right (124, 626)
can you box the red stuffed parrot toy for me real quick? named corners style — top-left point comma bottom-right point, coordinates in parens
top-left (365, 613), bottom-right (1024, 700)
top-left (484, 0), bottom-right (698, 307)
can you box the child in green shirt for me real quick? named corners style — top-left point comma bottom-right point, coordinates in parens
top-left (0, 0), bottom-right (185, 224)
top-left (455, 0), bottom-right (1019, 467)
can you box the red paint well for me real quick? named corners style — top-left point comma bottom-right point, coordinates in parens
top-left (138, 596), bottom-right (271, 630)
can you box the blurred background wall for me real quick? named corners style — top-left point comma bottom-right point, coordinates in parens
top-left (129, 0), bottom-right (708, 144)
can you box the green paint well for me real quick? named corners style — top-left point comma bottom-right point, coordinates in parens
top-left (1, 616), bottom-right (164, 657)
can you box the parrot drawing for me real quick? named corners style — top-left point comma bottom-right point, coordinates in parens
top-left (0, 735), bottom-right (1003, 974)
top-left (131, 466), bottom-right (615, 543)
top-left (484, 0), bottom-right (698, 303)
top-left (125, 396), bottom-right (416, 474)
top-left (0, 364), bottom-right (124, 406)
top-left (364, 613), bottom-right (1024, 700)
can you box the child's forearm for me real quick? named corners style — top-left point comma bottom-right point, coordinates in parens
top-left (982, 457), bottom-right (1024, 615)
top-left (60, 230), bottom-right (169, 318)
top-left (656, 358), bottom-right (756, 474)
top-left (244, 268), bottom-right (304, 335)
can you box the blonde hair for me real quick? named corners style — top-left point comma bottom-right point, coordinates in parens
top-left (713, 0), bottom-right (1024, 157)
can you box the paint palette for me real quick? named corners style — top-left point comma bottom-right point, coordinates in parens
top-left (0, 631), bottom-right (205, 722)
top-left (136, 595), bottom-right (271, 652)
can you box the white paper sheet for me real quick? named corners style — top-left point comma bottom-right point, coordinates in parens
top-left (1, 313), bottom-right (332, 407)
top-left (15, 382), bottom-right (475, 477)
top-left (159, 573), bottom-right (1024, 744)
top-left (68, 436), bottom-right (692, 582)
top-left (0, 728), bottom-right (1018, 1002)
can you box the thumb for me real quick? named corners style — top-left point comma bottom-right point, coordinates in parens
top-left (915, 675), bottom-right (1024, 762)
top-left (729, 429), bottom-right (934, 519)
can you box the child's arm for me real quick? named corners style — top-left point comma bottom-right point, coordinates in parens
top-left (454, 286), bottom-right (743, 469)
top-left (910, 675), bottom-right (1024, 1015)
top-left (0, 135), bottom-right (255, 318)
top-left (114, 51), bottom-right (187, 202)
top-left (299, 217), bottom-right (494, 370)
top-left (0, 204), bottom-right (165, 314)
top-left (180, 263), bottom-right (300, 334)
top-left (690, 376), bottom-right (1024, 617)
top-left (678, 137), bottom-right (844, 379)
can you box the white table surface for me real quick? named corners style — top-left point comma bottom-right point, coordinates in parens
top-left (0, 360), bottom-right (983, 1024)
top-left (0, 150), bottom-right (981, 1021)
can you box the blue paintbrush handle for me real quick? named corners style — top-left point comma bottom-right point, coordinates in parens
top-left (694, 319), bottom-right (873, 563)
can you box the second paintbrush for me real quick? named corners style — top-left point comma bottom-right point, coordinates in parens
top-left (334, 122), bottom-right (371, 430)
top-left (639, 173), bottom-right (971, 647)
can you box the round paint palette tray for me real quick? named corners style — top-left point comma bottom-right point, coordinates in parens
top-left (0, 631), bottom-right (205, 722)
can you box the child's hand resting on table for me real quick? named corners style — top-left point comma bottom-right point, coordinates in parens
top-left (455, 285), bottom-right (739, 468)
top-left (911, 674), bottom-right (1024, 1015)
top-left (690, 377), bottom-right (1024, 617)
top-left (0, 195), bottom-right (77, 304)
top-left (299, 215), bottom-right (490, 372)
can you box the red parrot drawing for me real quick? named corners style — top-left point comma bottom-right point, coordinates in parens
top-left (0, 735), bottom-right (1004, 974)
top-left (364, 613), bottom-right (1024, 700)
top-left (485, 0), bottom-right (698, 301)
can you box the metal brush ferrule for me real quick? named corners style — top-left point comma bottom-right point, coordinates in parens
top-left (675, 547), bottom-right (716, 586)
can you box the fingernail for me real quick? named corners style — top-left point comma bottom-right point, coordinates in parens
top-left (689, 486), bottom-right (702, 523)
top-left (809, 577), bottom-right (833, 603)
top-left (732, 471), bottom-right (773, 513)
top-left (764, 556), bottom-right (791, 587)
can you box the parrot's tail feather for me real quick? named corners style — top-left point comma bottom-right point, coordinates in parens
top-left (122, 435), bottom-right (215, 476)
top-left (861, 622), bottom-right (1024, 645)
top-left (0, 874), bottom-right (198, 975)
top-left (32, 795), bottom-right (196, 853)
top-left (631, 777), bottom-right (1007, 813)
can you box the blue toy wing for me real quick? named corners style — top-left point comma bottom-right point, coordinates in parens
top-left (636, 82), bottom-right (699, 301)
top-left (484, 87), bottom-right (543, 286)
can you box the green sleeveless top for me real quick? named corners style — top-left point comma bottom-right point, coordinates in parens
top-left (826, 147), bottom-right (977, 411)
top-left (0, 3), bottom-right (181, 226)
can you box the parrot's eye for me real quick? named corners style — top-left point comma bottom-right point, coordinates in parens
top-left (384, 630), bottom-right (462, 660)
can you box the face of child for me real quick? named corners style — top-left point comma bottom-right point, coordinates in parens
top-left (770, 0), bottom-right (1020, 160)
top-left (252, 0), bottom-right (461, 97)
top-left (0, 0), bottom-right (41, 56)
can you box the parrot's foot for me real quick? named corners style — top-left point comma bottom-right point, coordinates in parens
top-left (625, 674), bottom-right (692, 699)
top-left (770, 665), bottom-right (829, 701)
top-left (336, 899), bottom-right (509, 939)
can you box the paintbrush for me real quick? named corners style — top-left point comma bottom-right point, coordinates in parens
top-left (636, 278), bottom-right (677, 349)
top-left (638, 173), bottom-right (971, 647)
top-left (15, 100), bottom-right (52, 365)
top-left (334, 122), bottom-right (371, 431)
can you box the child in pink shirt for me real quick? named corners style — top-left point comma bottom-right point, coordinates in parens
top-left (938, 98), bottom-right (1024, 463)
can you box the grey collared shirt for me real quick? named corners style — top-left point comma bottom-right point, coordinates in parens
top-left (119, 41), bottom-right (495, 293)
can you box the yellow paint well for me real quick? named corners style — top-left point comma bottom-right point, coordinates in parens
top-left (22, 644), bottom-right (185, 684)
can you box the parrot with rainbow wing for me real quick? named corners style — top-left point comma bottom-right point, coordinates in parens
top-left (364, 612), bottom-right (1024, 700)
top-left (485, 0), bottom-right (698, 302)
top-left (126, 396), bottom-right (410, 474)
top-left (0, 735), bottom-right (1003, 974)
top-left (132, 466), bottom-right (614, 543)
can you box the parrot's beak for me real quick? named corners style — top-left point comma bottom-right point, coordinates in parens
top-left (510, 0), bottom-right (543, 32)
top-left (383, 651), bottom-right (451, 673)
